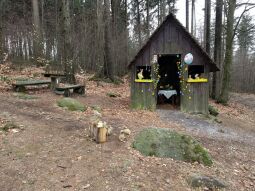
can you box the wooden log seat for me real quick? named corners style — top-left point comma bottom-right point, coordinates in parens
top-left (55, 84), bottom-right (85, 97)
top-left (12, 80), bottom-right (51, 92)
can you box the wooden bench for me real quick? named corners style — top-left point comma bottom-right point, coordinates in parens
top-left (12, 80), bottom-right (51, 92)
top-left (55, 84), bottom-right (85, 97)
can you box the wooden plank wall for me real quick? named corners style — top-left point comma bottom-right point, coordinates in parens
top-left (181, 82), bottom-right (209, 114)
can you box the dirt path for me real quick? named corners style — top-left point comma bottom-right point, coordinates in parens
top-left (0, 88), bottom-right (255, 191)
top-left (157, 109), bottom-right (255, 146)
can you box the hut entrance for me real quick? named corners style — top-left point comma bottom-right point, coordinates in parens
top-left (157, 54), bottom-right (181, 108)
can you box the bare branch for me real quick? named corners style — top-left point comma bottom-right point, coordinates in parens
top-left (232, 5), bottom-right (255, 41)
top-left (236, 3), bottom-right (255, 7)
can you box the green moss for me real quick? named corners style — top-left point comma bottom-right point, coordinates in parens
top-left (0, 75), bottom-right (11, 83)
top-left (13, 93), bottom-right (38, 100)
top-left (106, 92), bottom-right (121, 98)
top-left (57, 98), bottom-right (86, 112)
top-left (132, 128), bottom-right (213, 166)
top-left (208, 105), bottom-right (219, 116)
top-left (1, 122), bottom-right (20, 132)
top-left (91, 105), bottom-right (102, 112)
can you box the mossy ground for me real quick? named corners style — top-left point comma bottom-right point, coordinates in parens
top-left (132, 128), bottom-right (213, 166)
top-left (106, 92), bottom-right (121, 98)
top-left (57, 98), bottom-right (86, 112)
top-left (209, 105), bottom-right (219, 116)
top-left (13, 93), bottom-right (38, 100)
top-left (0, 122), bottom-right (20, 132)
top-left (91, 105), bottom-right (102, 112)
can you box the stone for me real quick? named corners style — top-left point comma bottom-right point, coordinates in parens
top-left (107, 126), bottom-right (113, 136)
top-left (119, 133), bottom-right (126, 142)
top-left (188, 175), bottom-right (227, 189)
top-left (132, 128), bottom-right (213, 166)
top-left (57, 98), bottom-right (86, 112)
top-left (165, 179), bottom-right (171, 184)
top-left (83, 184), bottom-right (90, 189)
top-left (121, 128), bottom-right (131, 135)
top-left (93, 110), bottom-right (102, 117)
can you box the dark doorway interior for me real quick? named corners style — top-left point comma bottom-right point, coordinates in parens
top-left (157, 54), bottom-right (181, 108)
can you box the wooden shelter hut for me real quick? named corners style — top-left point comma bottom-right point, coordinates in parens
top-left (129, 13), bottom-right (219, 114)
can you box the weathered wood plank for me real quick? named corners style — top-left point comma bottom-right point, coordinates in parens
top-left (13, 80), bottom-right (51, 86)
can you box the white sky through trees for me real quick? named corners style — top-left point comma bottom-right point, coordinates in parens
top-left (176, 0), bottom-right (255, 30)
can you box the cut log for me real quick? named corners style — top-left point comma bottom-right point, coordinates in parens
top-left (96, 127), bottom-right (107, 143)
top-left (89, 120), bottom-right (108, 144)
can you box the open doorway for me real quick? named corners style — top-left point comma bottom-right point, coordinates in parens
top-left (157, 54), bottom-right (181, 109)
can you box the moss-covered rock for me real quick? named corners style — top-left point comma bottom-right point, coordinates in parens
top-left (57, 98), bottom-right (86, 112)
top-left (132, 128), bottom-right (213, 166)
top-left (209, 105), bottom-right (219, 116)
top-left (188, 175), bottom-right (227, 189)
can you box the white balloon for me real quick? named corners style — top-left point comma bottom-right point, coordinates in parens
top-left (184, 53), bottom-right (193, 65)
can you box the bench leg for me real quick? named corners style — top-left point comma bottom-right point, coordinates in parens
top-left (14, 86), bottom-right (26, 92)
top-left (64, 89), bottom-right (71, 97)
top-left (51, 77), bottom-right (59, 91)
top-left (74, 87), bottom-right (85, 95)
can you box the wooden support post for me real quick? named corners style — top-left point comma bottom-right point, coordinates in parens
top-left (50, 76), bottom-right (59, 91)
top-left (74, 86), bottom-right (85, 95)
top-left (64, 89), bottom-right (71, 97)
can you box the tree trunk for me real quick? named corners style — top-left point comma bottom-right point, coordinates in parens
top-left (168, 0), bottom-right (177, 14)
top-left (204, 0), bottom-right (211, 54)
top-left (218, 0), bottom-right (236, 103)
top-left (191, 0), bottom-right (195, 35)
top-left (0, 13), bottom-right (3, 63)
top-left (32, 0), bottom-right (43, 63)
top-left (146, 0), bottom-right (150, 38)
top-left (136, 0), bottom-right (142, 48)
top-left (124, 0), bottom-right (129, 70)
top-left (212, 0), bottom-right (223, 99)
top-left (160, 0), bottom-right (166, 23)
top-left (100, 0), bottom-right (114, 80)
top-left (186, 0), bottom-right (189, 31)
top-left (61, 0), bottom-right (75, 84)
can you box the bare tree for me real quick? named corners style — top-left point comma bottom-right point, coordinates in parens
top-left (101, 0), bottom-right (114, 80)
top-left (186, 0), bottom-right (189, 31)
top-left (61, 0), bottom-right (75, 84)
top-left (204, 0), bottom-right (211, 54)
top-left (135, 0), bottom-right (142, 48)
top-left (212, 0), bottom-right (223, 99)
top-left (191, 0), bottom-right (195, 35)
top-left (145, 0), bottom-right (150, 38)
top-left (32, 0), bottom-right (43, 63)
top-left (218, 0), bottom-right (236, 103)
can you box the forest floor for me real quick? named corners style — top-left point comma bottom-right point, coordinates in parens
top-left (0, 64), bottom-right (255, 191)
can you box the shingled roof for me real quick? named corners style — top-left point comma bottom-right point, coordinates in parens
top-left (128, 13), bottom-right (219, 72)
